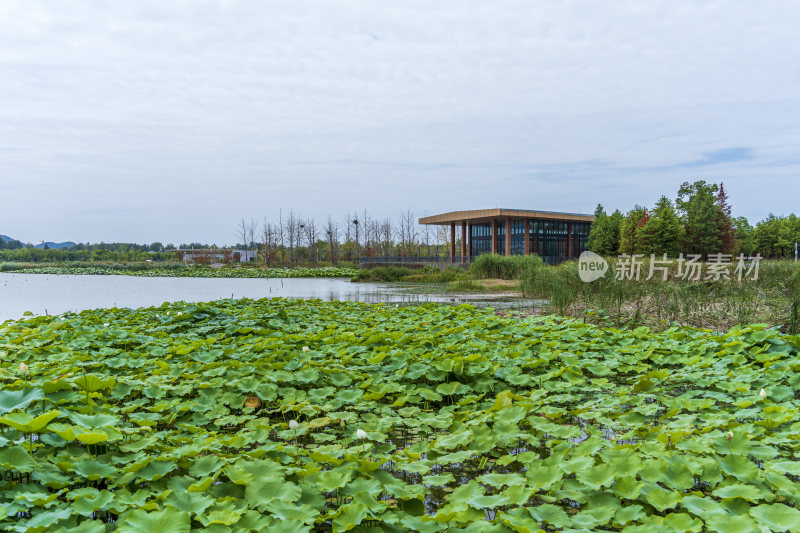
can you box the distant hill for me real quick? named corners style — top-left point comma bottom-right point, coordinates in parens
top-left (33, 241), bottom-right (76, 249)
top-left (1, 234), bottom-right (76, 249)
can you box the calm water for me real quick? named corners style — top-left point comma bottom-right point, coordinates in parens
top-left (0, 273), bottom-right (481, 322)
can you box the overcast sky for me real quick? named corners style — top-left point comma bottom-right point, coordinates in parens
top-left (2, 1), bottom-right (799, 245)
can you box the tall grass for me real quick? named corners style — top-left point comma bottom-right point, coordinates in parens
top-left (469, 254), bottom-right (543, 280)
top-left (519, 257), bottom-right (800, 332)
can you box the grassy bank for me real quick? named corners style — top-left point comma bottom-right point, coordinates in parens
top-left (0, 262), bottom-right (359, 279)
top-left (520, 257), bottom-right (800, 333)
top-left (2, 298), bottom-right (799, 531)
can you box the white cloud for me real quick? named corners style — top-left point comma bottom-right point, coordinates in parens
top-left (1, 0), bottom-right (799, 243)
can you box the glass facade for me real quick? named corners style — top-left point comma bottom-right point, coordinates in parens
top-left (468, 218), bottom-right (591, 264)
top-left (470, 223), bottom-right (492, 257)
top-left (510, 220), bottom-right (525, 256)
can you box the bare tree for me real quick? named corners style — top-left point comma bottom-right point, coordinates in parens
top-left (325, 216), bottom-right (339, 264)
top-left (302, 217), bottom-right (318, 264)
top-left (237, 218), bottom-right (248, 249)
top-left (286, 210), bottom-right (298, 265)
top-left (380, 218), bottom-right (393, 257)
top-left (277, 210), bottom-right (286, 264)
top-left (246, 219), bottom-right (258, 250)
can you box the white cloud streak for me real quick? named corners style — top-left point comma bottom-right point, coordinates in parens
top-left (1, 1), bottom-right (799, 243)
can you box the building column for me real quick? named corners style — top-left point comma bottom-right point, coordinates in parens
top-left (524, 219), bottom-right (530, 255)
top-left (450, 223), bottom-right (456, 262)
top-left (567, 222), bottom-right (573, 259)
top-left (466, 222), bottom-right (472, 261)
top-left (461, 221), bottom-right (467, 263)
top-left (505, 218), bottom-right (512, 256)
top-left (491, 219), bottom-right (498, 254)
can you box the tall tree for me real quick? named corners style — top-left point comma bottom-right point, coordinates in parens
top-left (676, 180), bottom-right (723, 258)
top-left (587, 204), bottom-right (622, 256)
top-left (618, 206), bottom-right (649, 255)
top-left (715, 183), bottom-right (736, 253)
top-left (638, 196), bottom-right (684, 256)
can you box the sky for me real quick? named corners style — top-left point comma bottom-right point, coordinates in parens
top-left (1, 1), bottom-right (799, 245)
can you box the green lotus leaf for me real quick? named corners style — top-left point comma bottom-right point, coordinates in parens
top-left (117, 508), bottom-right (190, 533)
top-left (718, 454), bottom-right (759, 483)
top-left (52, 520), bottom-right (106, 533)
top-left (766, 461), bottom-right (800, 476)
top-left (476, 472), bottom-right (526, 489)
top-left (164, 491), bottom-right (215, 514)
top-left (189, 455), bottom-right (226, 477)
top-left (0, 387), bottom-right (44, 414)
top-left (712, 483), bottom-right (763, 502)
top-left (613, 504), bottom-right (645, 526)
top-left (197, 508), bottom-right (243, 527)
top-left (70, 489), bottom-right (115, 515)
top-left (422, 473), bottom-right (455, 486)
top-left (680, 494), bottom-right (726, 518)
top-left (704, 513), bottom-right (758, 533)
top-left (576, 463), bottom-right (615, 489)
top-left (12, 506), bottom-right (72, 533)
top-left (526, 465), bottom-right (563, 489)
top-left (529, 503), bottom-right (570, 528)
top-left (0, 445), bottom-right (39, 473)
top-left (136, 460), bottom-right (177, 481)
top-left (315, 469), bottom-right (352, 492)
top-left (72, 374), bottom-right (116, 393)
top-left (0, 409), bottom-right (60, 432)
top-left (69, 412), bottom-right (120, 428)
top-left (643, 484), bottom-right (682, 512)
top-left (332, 501), bottom-right (370, 532)
top-left (497, 509), bottom-right (542, 533)
top-left (263, 499), bottom-right (319, 524)
top-left (76, 430), bottom-right (108, 445)
top-left (749, 503), bottom-right (800, 531)
top-left (72, 459), bottom-right (117, 481)
top-left (47, 423), bottom-right (76, 441)
top-left (570, 505), bottom-right (615, 529)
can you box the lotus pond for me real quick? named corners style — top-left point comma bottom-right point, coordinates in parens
top-left (1, 299), bottom-right (800, 532)
top-left (5, 266), bottom-right (359, 279)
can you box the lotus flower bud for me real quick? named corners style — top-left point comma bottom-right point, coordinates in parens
top-left (19, 362), bottom-right (28, 374)
top-left (356, 429), bottom-right (367, 440)
top-left (759, 389), bottom-right (767, 399)
top-left (289, 419), bottom-right (299, 430)
top-left (302, 346), bottom-right (310, 352)
top-left (726, 431), bottom-right (734, 440)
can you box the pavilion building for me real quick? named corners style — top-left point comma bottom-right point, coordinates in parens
top-left (419, 208), bottom-right (595, 265)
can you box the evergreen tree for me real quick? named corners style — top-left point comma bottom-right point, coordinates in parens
top-left (754, 214), bottom-right (781, 258)
top-left (618, 206), bottom-right (649, 255)
top-left (638, 196), bottom-right (684, 256)
top-left (715, 183), bottom-right (736, 252)
top-left (587, 204), bottom-right (622, 255)
top-left (733, 217), bottom-right (755, 255)
top-left (676, 180), bottom-right (723, 258)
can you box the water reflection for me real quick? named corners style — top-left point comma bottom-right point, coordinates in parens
top-left (0, 273), bottom-right (529, 321)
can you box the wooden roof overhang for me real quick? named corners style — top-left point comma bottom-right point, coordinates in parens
top-left (419, 208), bottom-right (594, 226)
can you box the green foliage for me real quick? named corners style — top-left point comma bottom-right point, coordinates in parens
top-left (2, 299), bottom-right (800, 530)
top-left (638, 196), bottom-right (684, 256)
top-left (618, 206), bottom-right (649, 255)
top-left (587, 204), bottom-right (622, 256)
top-left (5, 265), bottom-right (358, 279)
top-left (677, 180), bottom-right (725, 256)
top-left (469, 253), bottom-right (542, 280)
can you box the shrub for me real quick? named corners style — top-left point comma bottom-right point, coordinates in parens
top-left (469, 253), bottom-right (543, 280)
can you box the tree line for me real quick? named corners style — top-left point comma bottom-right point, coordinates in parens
top-left (237, 209), bottom-right (451, 265)
top-left (0, 209), bottom-right (451, 264)
top-left (587, 180), bottom-right (800, 259)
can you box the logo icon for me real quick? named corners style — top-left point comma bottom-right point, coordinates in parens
top-left (578, 251), bottom-right (608, 282)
